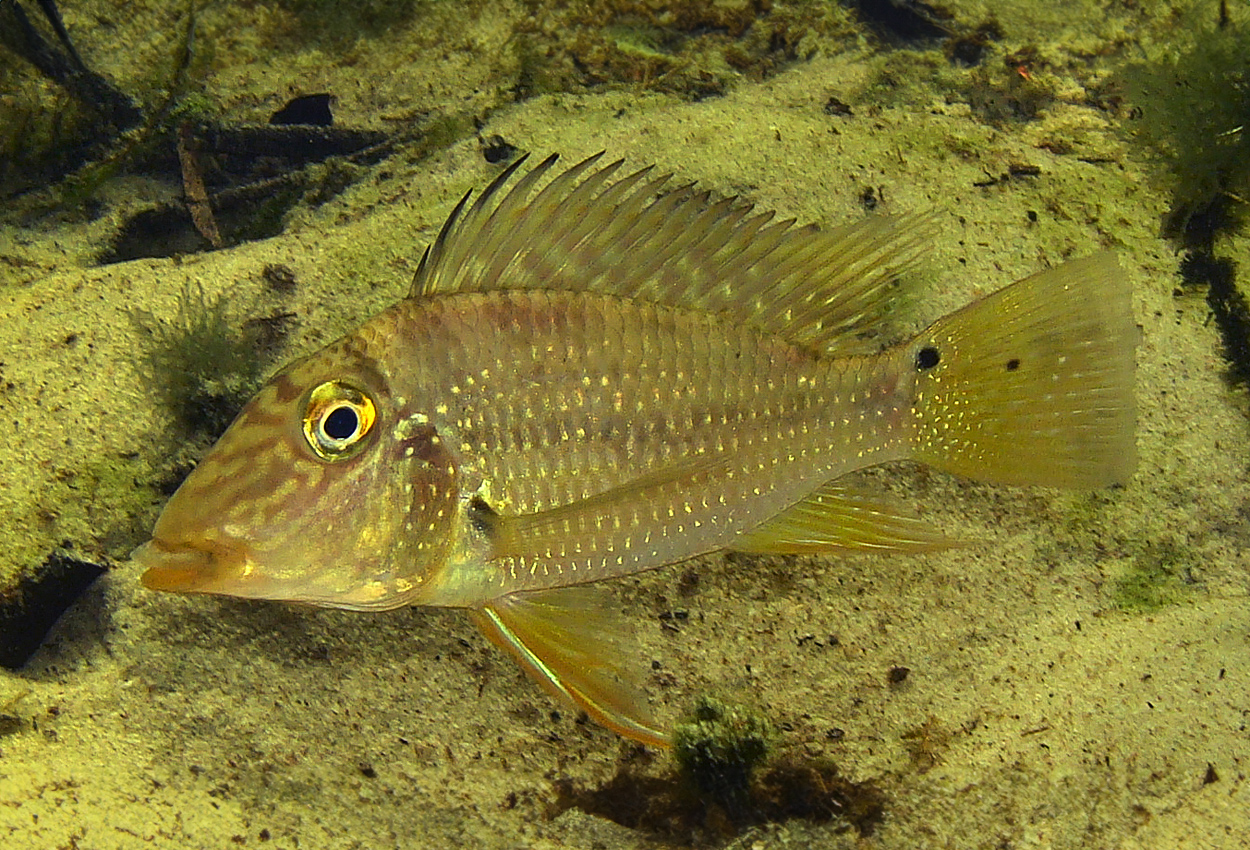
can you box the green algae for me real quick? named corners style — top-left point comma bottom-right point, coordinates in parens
top-left (672, 695), bottom-right (772, 810)
top-left (1122, 8), bottom-right (1250, 242)
top-left (133, 282), bottom-right (271, 444)
top-left (1113, 542), bottom-right (1196, 614)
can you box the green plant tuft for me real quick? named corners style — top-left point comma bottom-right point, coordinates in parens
top-left (672, 695), bottom-right (771, 811)
top-left (1122, 12), bottom-right (1250, 244)
top-left (133, 283), bottom-right (270, 444)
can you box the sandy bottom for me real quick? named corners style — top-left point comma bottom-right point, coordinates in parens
top-left (2, 5), bottom-right (1248, 848)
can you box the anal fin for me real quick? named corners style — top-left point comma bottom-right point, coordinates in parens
top-left (732, 481), bottom-right (959, 555)
top-left (471, 586), bottom-right (670, 749)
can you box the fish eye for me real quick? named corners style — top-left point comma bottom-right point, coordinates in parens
top-left (302, 381), bottom-right (377, 461)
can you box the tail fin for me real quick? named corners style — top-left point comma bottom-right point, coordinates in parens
top-left (908, 253), bottom-right (1136, 489)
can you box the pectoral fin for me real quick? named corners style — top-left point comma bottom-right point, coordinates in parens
top-left (732, 481), bottom-right (959, 554)
top-left (471, 586), bottom-right (670, 749)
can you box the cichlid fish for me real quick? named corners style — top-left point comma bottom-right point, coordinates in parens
top-left (133, 153), bottom-right (1136, 748)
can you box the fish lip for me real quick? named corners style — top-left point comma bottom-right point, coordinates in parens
top-left (133, 538), bottom-right (244, 594)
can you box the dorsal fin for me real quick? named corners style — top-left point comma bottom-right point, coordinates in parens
top-left (409, 153), bottom-right (935, 354)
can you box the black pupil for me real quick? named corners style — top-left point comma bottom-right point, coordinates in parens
top-left (915, 346), bottom-right (941, 371)
top-left (323, 405), bottom-right (359, 441)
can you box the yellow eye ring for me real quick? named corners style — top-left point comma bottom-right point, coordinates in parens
top-left (301, 381), bottom-right (377, 461)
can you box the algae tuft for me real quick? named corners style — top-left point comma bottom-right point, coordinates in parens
top-left (672, 695), bottom-right (771, 811)
top-left (134, 282), bottom-right (271, 444)
top-left (1121, 11), bottom-right (1250, 244)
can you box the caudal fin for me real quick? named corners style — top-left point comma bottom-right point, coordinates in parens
top-left (908, 252), bottom-right (1136, 489)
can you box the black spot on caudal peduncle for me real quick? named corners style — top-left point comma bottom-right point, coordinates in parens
top-left (1006, 358), bottom-right (1021, 372)
top-left (915, 346), bottom-right (940, 371)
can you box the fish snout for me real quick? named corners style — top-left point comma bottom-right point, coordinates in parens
top-left (133, 538), bottom-right (248, 595)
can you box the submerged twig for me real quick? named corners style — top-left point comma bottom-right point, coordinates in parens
top-left (33, 0), bottom-right (83, 70)
top-left (0, 0), bottom-right (143, 129)
top-left (177, 121), bottom-right (223, 248)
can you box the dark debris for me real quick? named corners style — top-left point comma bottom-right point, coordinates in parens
top-left (270, 93), bottom-right (334, 126)
top-left (0, 0), bottom-right (143, 129)
top-left (848, 0), bottom-right (953, 44)
top-left (103, 128), bottom-right (391, 263)
top-left (551, 752), bottom-right (886, 842)
top-left (3, 0), bottom-right (394, 260)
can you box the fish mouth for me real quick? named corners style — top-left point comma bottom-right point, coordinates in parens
top-left (133, 538), bottom-right (248, 595)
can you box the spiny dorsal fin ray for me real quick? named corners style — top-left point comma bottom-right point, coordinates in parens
top-left (410, 153), bottom-right (936, 353)
top-left (731, 481), bottom-right (960, 555)
top-left (471, 586), bottom-right (670, 749)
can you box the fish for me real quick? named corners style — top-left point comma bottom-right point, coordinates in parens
top-left (132, 152), bottom-right (1137, 749)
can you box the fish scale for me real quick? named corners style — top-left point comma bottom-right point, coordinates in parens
top-left (395, 290), bottom-right (910, 574)
top-left (135, 153), bottom-right (1136, 748)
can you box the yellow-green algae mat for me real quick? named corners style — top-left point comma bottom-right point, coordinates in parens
top-left (3, 10), bottom-right (1250, 850)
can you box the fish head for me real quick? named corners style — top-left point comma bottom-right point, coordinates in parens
top-left (134, 330), bottom-right (461, 611)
